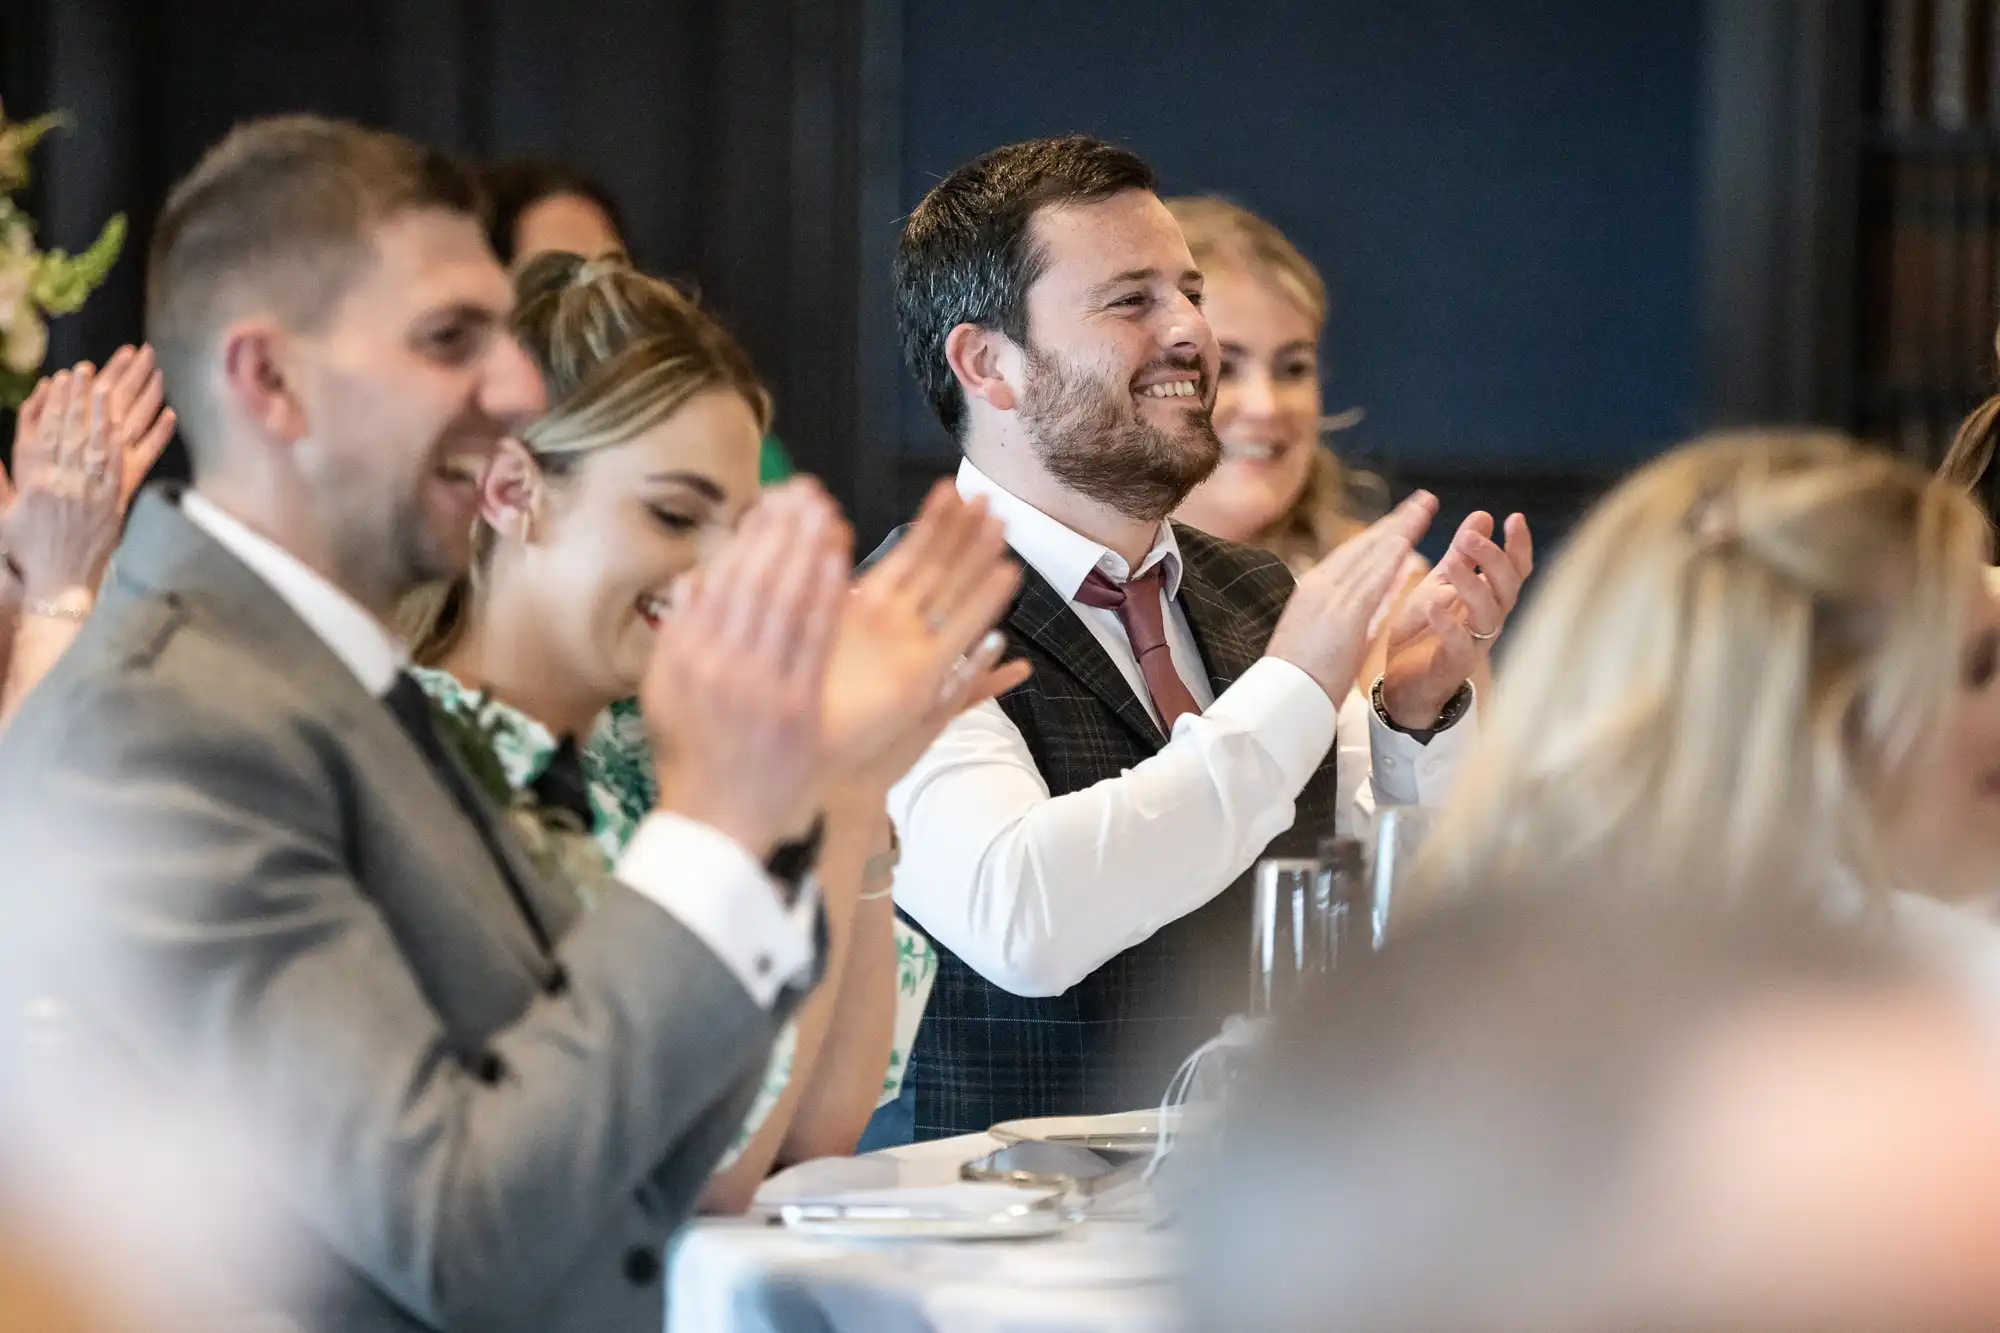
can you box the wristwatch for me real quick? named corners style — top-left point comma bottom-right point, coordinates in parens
top-left (25, 587), bottom-right (94, 622)
top-left (1371, 675), bottom-right (1473, 746)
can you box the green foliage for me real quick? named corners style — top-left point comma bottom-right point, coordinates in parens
top-left (32, 214), bottom-right (126, 316)
top-left (0, 104), bottom-right (126, 406)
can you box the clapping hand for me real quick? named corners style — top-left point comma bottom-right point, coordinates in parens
top-left (640, 478), bottom-right (1027, 857)
top-left (821, 481), bottom-right (1028, 794)
top-left (2, 347), bottom-right (177, 597)
top-left (1377, 510), bottom-right (1534, 729)
top-left (6, 345), bottom-right (177, 510)
top-left (641, 480), bottom-right (851, 860)
top-left (1266, 490), bottom-right (1440, 701)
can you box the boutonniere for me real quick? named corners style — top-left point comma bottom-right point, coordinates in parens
top-left (429, 686), bottom-right (610, 895)
top-left (503, 807), bottom-right (609, 904)
top-left (427, 688), bottom-right (518, 812)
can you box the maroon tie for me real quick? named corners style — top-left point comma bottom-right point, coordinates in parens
top-left (1076, 567), bottom-right (1202, 731)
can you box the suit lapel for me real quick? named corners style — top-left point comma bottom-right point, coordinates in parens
top-left (113, 487), bottom-right (570, 975)
top-left (1006, 560), bottom-right (1167, 748)
top-left (1172, 524), bottom-right (1266, 697)
top-left (416, 706), bottom-right (581, 951)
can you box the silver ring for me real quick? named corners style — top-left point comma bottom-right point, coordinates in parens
top-left (83, 462), bottom-right (109, 482)
top-left (1470, 627), bottom-right (1499, 642)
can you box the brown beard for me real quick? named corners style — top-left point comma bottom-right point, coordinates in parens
top-left (1018, 343), bottom-right (1222, 522)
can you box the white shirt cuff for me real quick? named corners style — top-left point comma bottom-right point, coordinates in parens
top-left (614, 813), bottom-right (818, 1009)
top-left (1367, 684), bottom-right (1478, 806)
top-left (1198, 656), bottom-right (1339, 792)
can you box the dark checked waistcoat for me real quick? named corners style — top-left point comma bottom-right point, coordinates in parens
top-left (905, 522), bottom-right (1345, 1140)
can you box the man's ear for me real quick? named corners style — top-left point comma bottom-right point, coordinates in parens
top-left (481, 439), bottom-right (545, 543)
top-left (943, 322), bottom-right (1021, 415)
top-left (217, 319), bottom-right (307, 446)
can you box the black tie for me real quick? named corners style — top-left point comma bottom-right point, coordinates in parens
top-left (381, 671), bottom-right (556, 956)
top-left (531, 738), bottom-right (596, 833)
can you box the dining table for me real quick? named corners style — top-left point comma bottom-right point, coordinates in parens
top-left (665, 1128), bottom-right (1181, 1333)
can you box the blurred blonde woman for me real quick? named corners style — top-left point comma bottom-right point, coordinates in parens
top-left (1423, 433), bottom-right (2000, 937)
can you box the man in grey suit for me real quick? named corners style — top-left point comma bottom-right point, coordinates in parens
top-left (0, 116), bottom-right (1019, 1332)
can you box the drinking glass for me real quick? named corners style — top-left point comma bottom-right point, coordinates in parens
top-left (1314, 836), bottom-right (1370, 967)
top-left (1249, 857), bottom-right (1325, 1016)
top-left (1369, 806), bottom-right (1436, 949)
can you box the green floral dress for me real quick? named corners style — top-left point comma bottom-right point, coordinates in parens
top-left (413, 670), bottom-right (796, 1169)
top-left (597, 697), bottom-right (937, 1108)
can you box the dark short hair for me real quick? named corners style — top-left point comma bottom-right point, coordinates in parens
top-left (146, 115), bottom-right (483, 465)
top-left (895, 135), bottom-right (1156, 441)
top-left (481, 158), bottom-right (629, 265)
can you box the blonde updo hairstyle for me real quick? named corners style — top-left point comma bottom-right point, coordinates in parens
top-left (1166, 195), bottom-right (1383, 567)
top-left (405, 251), bottom-right (771, 663)
top-left (1422, 432), bottom-right (1989, 907)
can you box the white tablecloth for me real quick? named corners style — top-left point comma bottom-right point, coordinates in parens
top-left (666, 1133), bottom-right (1179, 1333)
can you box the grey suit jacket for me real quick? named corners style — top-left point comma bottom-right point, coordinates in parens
top-left (0, 489), bottom-right (797, 1332)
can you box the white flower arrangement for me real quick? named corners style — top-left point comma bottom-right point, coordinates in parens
top-left (0, 100), bottom-right (126, 407)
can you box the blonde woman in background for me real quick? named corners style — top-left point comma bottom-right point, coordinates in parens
top-left (1166, 196), bottom-right (1474, 804)
top-left (1166, 196), bottom-right (1388, 572)
top-left (1421, 433), bottom-right (2000, 999)
top-left (402, 253), bottom-right (1019, 1212)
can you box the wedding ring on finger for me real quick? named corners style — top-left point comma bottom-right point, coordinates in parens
top-left (938, 653), bottom-right (976, 703)
top-left (937, 630), bottom-right (1000, 704)
top-left (1470, 626), bottom-right (1499, 641)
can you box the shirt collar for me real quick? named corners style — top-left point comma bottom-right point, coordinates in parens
top-left (954, 458), bottom-right (1182, 601)
top-left (182, 491), bottom-right (408, 696)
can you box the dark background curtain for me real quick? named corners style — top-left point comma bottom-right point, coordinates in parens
top-left (0, 1), bottom-right (1871, 553)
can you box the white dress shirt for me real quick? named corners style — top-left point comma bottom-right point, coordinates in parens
top-left (182, 492), bottom-right (815, 1009)
top-left (886, 460), bottom-right (1473, 998)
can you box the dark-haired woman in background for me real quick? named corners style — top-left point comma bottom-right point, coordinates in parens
top-left (482, 159), bottom-right (630, 270)
top-left (481, 157), bottom-right (799, 487)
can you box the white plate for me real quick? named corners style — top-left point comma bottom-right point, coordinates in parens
top-left (988, 1110), bottom-right (1179, 1153)
top-left (778, 1183), bottom-right (1073, 1241)
top-left (780, 1210), bottom-right (1070, 1241)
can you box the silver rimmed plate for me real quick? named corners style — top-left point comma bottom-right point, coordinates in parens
top-left (778, 1183), bottom-right (1073, 1240)
top-left (987, 1110), bottom-right (1180, 1154)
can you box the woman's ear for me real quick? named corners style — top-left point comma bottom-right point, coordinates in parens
top-left (481, 439), bottom-right (545, 543)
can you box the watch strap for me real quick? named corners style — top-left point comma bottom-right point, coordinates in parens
top-left (1371, 676), bottom-right (1473, 745)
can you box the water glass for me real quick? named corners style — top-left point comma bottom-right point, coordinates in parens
top-left (1249, 857), bottom-right (1327, 1016)
top-left (1314, 836), bottom-right (1371, 966)
top-left (1369, 806), bottom-right (1436, 949)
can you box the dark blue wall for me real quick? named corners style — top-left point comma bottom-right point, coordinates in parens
top-left (899, 0), bottom-right (1704, 482)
